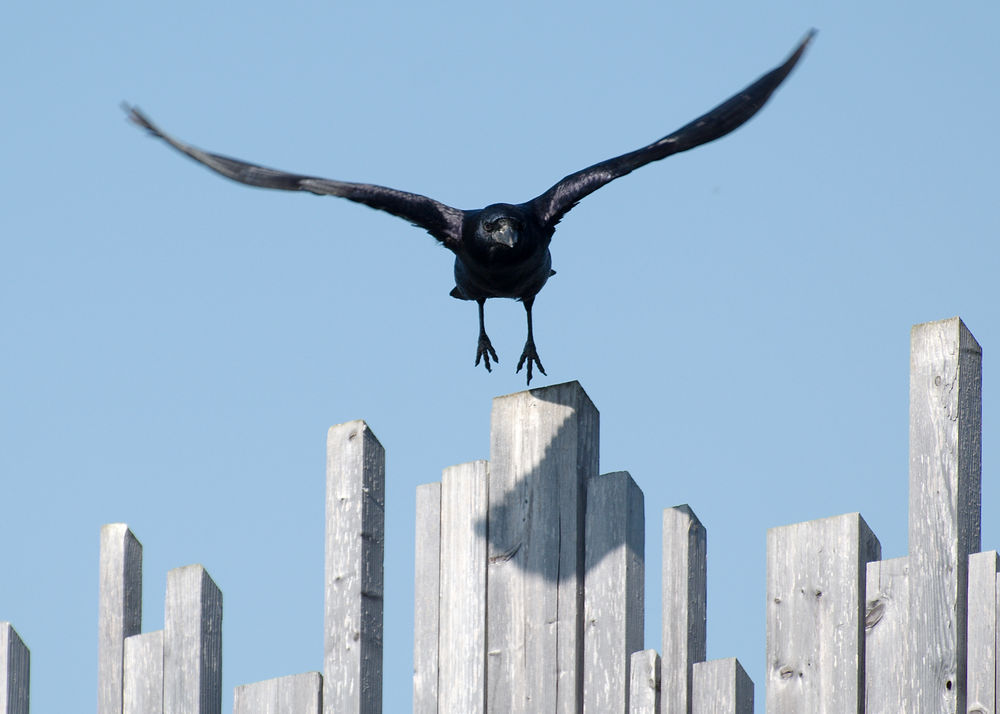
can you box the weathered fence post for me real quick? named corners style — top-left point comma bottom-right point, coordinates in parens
top-left (967, 550), bottom-right (999, 714)
top-left (0, 623), bottom-right (29, 714)
top-left (907, 317), bottom-right (982, 712)
top-left (324, 420), bottom-right (385, 714)
top-left (661, 505), bottom-right (706, 714)
top-left (233, 672), bottom-right (323, 714)
top-left (124, 631), bottom-right (163, 714)
top-left (765, 512), bottom-right (880, 713)
top-left (98, 523), bottom-right (143, 714)
top-left (691, 658), bottom-right (752, 714)
top-left (412, 481), bottom-right (441, 714)
top-left (163, 564), bottom-right (223, 714)
top-left (864, 555), bottom-right (909, 712)
top-left (438, 461), bottom-right (489, 714)
top-left (486, 381), bottom-right (598, 714)
top-left (583, 471), bottom-right (644, 714)
top-left (629, 650), bottom-right (661, 714)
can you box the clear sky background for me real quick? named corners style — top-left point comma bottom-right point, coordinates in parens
top-left (3, 2), bottom-right (998, 711)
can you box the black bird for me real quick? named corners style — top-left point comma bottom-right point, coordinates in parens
top-left (125, 31), bottom-right (813, 384)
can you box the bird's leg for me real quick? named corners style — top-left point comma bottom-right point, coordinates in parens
top-left (474, 299), bottom-right (499, 372)
top-left (516, 296), bottom-right (546, 385)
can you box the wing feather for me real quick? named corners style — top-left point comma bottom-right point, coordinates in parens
top-left (529, 30), bottom-right (816, 229)
top-left (124, 105), bottom-right (464, 249)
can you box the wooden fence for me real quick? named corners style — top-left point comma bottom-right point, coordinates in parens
top-left (0, 316), bottom-right (994, 713)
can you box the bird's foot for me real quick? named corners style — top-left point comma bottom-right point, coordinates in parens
top-left (475, 334), bottom-right (499, 372)
top-left (516, 339), bottom-right (546, 385)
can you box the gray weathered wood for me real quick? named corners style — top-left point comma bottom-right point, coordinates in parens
top-left (691, 658), bottom-right (753, 714)
top-left (628, 650), bottom-right (660, 714)
top-left (439, 461), bottom-right (489, 714)
top-left (660, 505), bottom-right (706, 714)
top-left (233, 672), bottom-right (322, 714)
top-left (412, 482), bottom-right (441, 714)
top-left (324, 420), bottom-right (385, 714)
top-left (583, 471), bottom-right (644, 714)
top-left (967, 551), bottom-right (999, 714)
top-left (864, 556), bottom-right (909, 713)
top-left (766, 512), bottom-right (880, 714)
top-left (486, 381), bottom-right (599, 714)
top-left (163, 565), bottom-right (223, 714)
top-left (0, 623), bottom-right (29, 714)
top-left (908, 317), bottom-right (982, 713)
top-left (124, 631), bottom-right (163, 714)
top-left (99, 523), bottom-right (143, 714)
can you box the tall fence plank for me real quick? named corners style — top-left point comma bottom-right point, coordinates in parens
top-left (908, 317), bottom-right (982, 713)
top-left (967, 551), bottom-right (999, 714)
top-left (864, 556), bottom-right (909, 713)
top-left (439, 461), bottom-right (489, 714)
top-left (487, 381), bottom-right (599, 714)
top-left (324, 420), bottom-right (385, 714)
top-left (124, 631), bottom-right (163, 714)
top-left (163, 565), bottom-right (223, 714)
top-left (766, 512), bottom-right (880, 713)
top-left (583, 471), bottom-right (644, 714)
top-left (99, 523), bottom-right (143, 714)
top-left (0, 623), bottom-right (29, 714)
top-left (661, 505), bottom-right (706, 714)
top-left (412, 482), bottom-right (441, 714)
top-left (691, 658), bottom-right (752, 714)
top-left (233, 672), bottom-right (322, 714)
top-left (629, 650), bottom-right (661, 714)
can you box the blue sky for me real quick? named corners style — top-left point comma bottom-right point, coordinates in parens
top-left (3, 2), bottom-right (999, 711)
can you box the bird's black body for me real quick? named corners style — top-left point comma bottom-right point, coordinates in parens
top-left (454, 204), bottom-right (553, 301)
top-left (125, 31), bottom-right (814, 383)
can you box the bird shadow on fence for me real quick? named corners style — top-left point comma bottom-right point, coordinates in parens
top-left (468, 380), bottom-right (642, 584)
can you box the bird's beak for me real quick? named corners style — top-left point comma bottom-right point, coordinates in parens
top-left (495, 223), bottom-right (517, 247)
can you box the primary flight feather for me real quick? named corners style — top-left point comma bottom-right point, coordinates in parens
top-left (126, 31), bottom-right (814, 384)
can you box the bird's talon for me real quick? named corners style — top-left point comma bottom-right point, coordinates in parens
top-left (476, 335), bottom-right (498, 373)
top-left (516, 342), bottom-right (545, 385)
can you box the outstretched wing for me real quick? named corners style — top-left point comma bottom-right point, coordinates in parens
top-left (124, 105), bottom-right (464, 250)
top-left (528, 30), bottom-right (815, 230)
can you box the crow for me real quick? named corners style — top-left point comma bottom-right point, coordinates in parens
top-left (125, 31), bottom-right (813, 384)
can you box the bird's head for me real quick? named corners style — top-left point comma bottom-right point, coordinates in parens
top-left (474, 204), bottom-right (524, 253)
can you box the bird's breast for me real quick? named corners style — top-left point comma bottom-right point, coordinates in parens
top-left (452, 249), bottom-right (552, 301)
